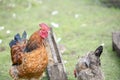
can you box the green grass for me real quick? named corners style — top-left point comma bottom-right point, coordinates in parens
top-left (0, 0), bottom-right (120, 80)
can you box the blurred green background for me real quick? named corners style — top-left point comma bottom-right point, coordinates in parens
top-left (0, 0), bottom-right (120, 80)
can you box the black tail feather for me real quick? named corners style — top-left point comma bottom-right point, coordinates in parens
top-left (95, 46), bottom-right (103, 57)
top-left (14, 33), bottom-right (21, 42)
top-left (9, 40), bottom-right (17, 48)
top-left (22, 31), bottom-right (27, 40)
top-left (9, 31), bottom-right (27, 48)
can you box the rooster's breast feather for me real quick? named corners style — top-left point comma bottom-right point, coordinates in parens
top-left (16, 46), bottom-right (48, 78)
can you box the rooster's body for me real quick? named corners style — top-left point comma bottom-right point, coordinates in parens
top-left (9, 23), bottom-right (50, 80)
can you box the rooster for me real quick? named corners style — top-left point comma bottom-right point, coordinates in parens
top-left (9, 23), bottom-right (50, 80)
top-left (74, 45), bottom-right (104, 80)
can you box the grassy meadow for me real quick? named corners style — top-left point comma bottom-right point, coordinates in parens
top-left (0, 0), bottom-right (120, 80)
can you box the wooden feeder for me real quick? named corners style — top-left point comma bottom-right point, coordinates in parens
top-left (46, 27), bottom-right (68, 80)
top-left (112, 31), bottom-right (120, 56)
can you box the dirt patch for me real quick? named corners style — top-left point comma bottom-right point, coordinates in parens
top-left (70, 51), bottom-right (77, 56)
top-left (0, 47), bottom-right (5, 52)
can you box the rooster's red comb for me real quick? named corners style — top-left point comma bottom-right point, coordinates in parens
top-left (39, 23), bottom-right (50, 31)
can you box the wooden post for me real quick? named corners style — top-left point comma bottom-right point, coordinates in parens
top-left (46, 27), bottom-right (68, 80)
top-left (112, 31), bottom-right (120, 56)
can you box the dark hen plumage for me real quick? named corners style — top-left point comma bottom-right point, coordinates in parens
top-left (74, 45), bottom-right (104, 80)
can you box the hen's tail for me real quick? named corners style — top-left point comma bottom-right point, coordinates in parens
top-left (9, 31), bottom-right (27, 48)
top-left (95, 44), bottom-right (104, 57)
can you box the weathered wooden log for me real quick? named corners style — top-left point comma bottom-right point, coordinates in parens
top-left (46, 27), bottom-right (68, 80)
top-left (112, 31), bottom-right (120, 56)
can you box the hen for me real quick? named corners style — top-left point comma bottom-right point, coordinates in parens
top-left (9, 23), bottom-right (49, 80)
top-left (74, 45), bottom-right (104, 80)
